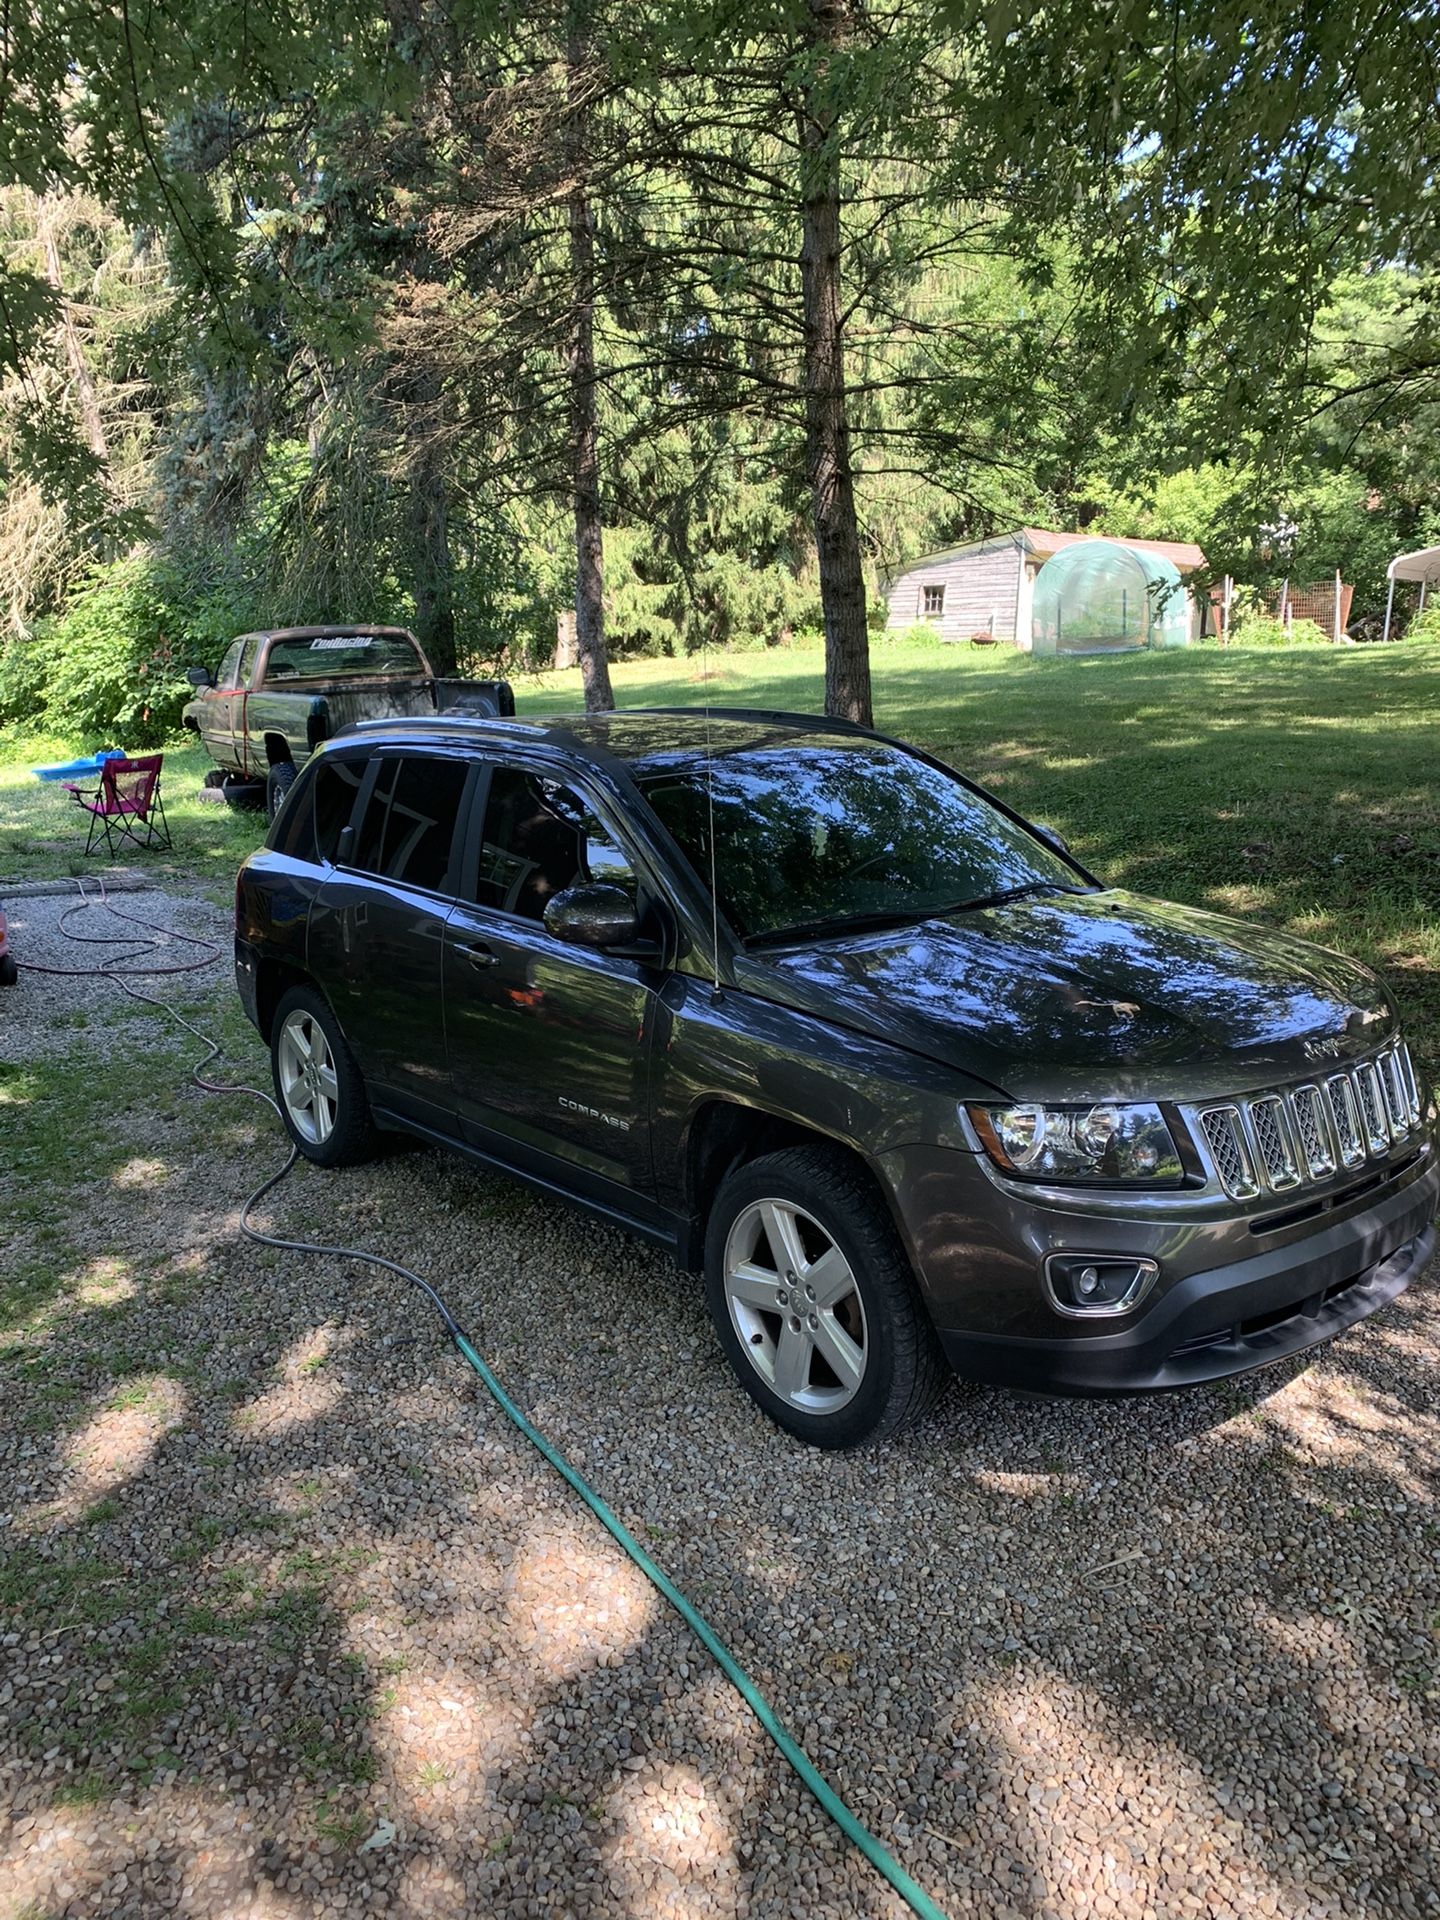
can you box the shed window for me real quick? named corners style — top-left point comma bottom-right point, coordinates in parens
top-left (922, 584), bottom-right (946, 617)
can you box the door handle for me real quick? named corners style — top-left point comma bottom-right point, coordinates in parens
top-left (460, 940), bottom-right (497, 971)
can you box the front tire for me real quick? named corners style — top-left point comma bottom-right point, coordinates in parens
top-left (703, 1146), bottom-right (946, 1448)
top-left (270, 985), bottom-right (379, 1167)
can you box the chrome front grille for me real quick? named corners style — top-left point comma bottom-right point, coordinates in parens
top-left (1196, 1039), bottom-right (1425, 1202)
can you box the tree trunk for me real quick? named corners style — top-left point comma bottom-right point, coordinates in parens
top-left (409, 426), bottom-right (457, 676)
top-left (566, 8), bottom-right (615, 712)
top-left (39, 198), bottom-right (109, 464)
top-left (796, 0), bottom-right (872, 726)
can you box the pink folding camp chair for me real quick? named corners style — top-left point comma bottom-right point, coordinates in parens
top-left (64, 753), bottom-right (172, 859)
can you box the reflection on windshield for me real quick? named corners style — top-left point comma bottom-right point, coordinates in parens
top-left (639, 743), bottom-right (1081, 941)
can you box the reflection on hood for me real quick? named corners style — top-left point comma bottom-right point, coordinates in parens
top-left (737, 889), bottom-right (1393, 1102)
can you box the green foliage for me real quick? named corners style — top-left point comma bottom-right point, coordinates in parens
top-left (1402, 605), bottom-right (1440, 644)
top-left (892, 620), bottom-right (947, 649)
top-left (1230, 613), bottom-right (1333, 649)
top-left (0, 551), bottom-right (260, 744)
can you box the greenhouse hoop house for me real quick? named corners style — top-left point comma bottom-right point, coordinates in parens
top-left (1031, 539), bottom-right (1190, 654)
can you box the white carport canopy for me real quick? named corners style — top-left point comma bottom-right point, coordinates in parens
top-left (1383, 544), bottom-right (1440, 639)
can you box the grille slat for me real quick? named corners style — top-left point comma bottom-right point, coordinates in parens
top-left (1289, 1085), bottom-right (1336, 1178)
top-left (1249, 1095), bottom-right (1300, 1189)
top-left (1326, 1074), bottom-right (1365, 1168)
top-left (1199, 1107), bottom-right (1257, 1199)
top-left (1356, 1062), bottom-right (1389, 1153)
top-left (1198, 1040), bottom-right (1423, 1200)
top-left (1400, 1042), bottom-right (1422, 1124)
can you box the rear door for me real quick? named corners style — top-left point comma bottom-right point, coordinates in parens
top-left (308, 749), bottom-right (475, 1130)
top-left (443, 760), bottom-right (660, 1203)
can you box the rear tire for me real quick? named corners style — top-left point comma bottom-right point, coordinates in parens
top-left (265, 760), bottom-right (298, 824)
top-left (703, 1145), bottom-right (947, 1448)
top-left (222, 775), bottom-right (265, 813)
top-left (270, 985), bottom-right (380, 1168)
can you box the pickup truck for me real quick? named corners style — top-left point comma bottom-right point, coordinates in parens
top-left (182, 624), bottom-right (514, 821)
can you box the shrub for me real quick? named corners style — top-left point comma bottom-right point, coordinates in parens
top-left (1402, 604), bottom-right (1440, 643)
top-left (896, 619), bottom-right (947, 649)
top-left (1231, 612), bottom-right (1333, 647)
top-left (0, 550), bottom-right (262, 745)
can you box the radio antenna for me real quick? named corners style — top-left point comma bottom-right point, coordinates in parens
top-left (701, 627), bottom-right (723, 1002)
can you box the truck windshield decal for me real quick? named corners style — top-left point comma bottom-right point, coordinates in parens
top-left (265, 633), bottom-right (423, 680)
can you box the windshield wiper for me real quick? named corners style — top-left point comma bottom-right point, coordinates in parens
top-left (744, 883), bottom-right (1090, 950)
top-left (944, 881), bottom-right (1088, 913)
top-left (744, 905), bottom-right (942, 949)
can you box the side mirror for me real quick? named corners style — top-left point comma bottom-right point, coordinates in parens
top-left (186, 666), bottom-right (216, 689)
top-left (1032, 821), bottom-right (1070, 857)
top-left (544, 883), bottom-right (640, 950)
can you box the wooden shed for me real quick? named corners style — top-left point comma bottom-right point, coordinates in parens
top-left (883, 528), bottom-right (1209, 651)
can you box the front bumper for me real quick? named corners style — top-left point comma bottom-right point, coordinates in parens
top-left (888, 1138), bottom-right (1440, 1395)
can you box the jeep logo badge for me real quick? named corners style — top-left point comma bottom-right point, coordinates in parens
top-left (1303, 1035), bottom-right (1344, 1063)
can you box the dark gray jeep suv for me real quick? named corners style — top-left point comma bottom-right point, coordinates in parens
top-left (234, 708), bottom-right (1438, 1446)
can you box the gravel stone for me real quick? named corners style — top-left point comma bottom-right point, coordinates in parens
top-left (2, 884), bottom-right (1439, 1919)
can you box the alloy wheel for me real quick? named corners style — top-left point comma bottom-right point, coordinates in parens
top-left (277, 1010), bottom-right (339, 1145)
top-left (722, 1198), bottom-right (869, 1413)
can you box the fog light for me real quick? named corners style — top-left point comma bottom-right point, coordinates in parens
top-left (1045, 1254), bottom-right (1159, 1318)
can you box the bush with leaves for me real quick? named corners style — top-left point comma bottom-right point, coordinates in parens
top-left (1229, 613), bottom-right (1333, 648)
top-left (0, 550), bottom-right (261, 745)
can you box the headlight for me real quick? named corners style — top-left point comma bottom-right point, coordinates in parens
top-left (966, 1101), bottom-right (1183, 1185)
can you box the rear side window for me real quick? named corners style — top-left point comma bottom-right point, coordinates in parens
top-left (475, 766), bottom-right (637, 921)
top-left (350, 756), bottom-right (468, 894)
top-left (272, 755), bottom-right (367, 863)
top-left (312, 758), bottom-right (368, 863)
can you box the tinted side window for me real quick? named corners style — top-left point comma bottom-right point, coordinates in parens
top-left (310, 758), bottom-right (368, 863)
top-left (351, 757), bottom-right (467, 894)
top-left (475, 767), bottom-right (636, 921)
top-left (216, 641), bottom-right (244, 690)
top-left (237, 638), bottom-right (261, 687)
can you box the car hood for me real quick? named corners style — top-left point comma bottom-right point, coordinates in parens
top-left (733, 889), bottom-right (1396, 1102)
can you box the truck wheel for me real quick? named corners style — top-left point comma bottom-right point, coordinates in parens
top-left (271, 985), bottom-right (380, 1168)
top-left (222, 775), bottom-right (266, 812)
top-left (266, 761), bottom-right (298, 824)
top-left (703, 1145), bottom-right (947, 1449)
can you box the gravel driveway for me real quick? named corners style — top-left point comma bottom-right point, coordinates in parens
top-left (2, 885), bottom-right (1439, 1920)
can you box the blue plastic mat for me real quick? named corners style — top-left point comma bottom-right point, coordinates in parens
top-left (31, 749), bottom-right (127, 783)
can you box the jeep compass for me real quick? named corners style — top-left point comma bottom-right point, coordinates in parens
top-left (233, 708), bottom-right (1438, 1446)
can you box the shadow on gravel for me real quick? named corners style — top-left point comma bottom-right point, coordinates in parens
top-left (4, 884), bottom-right (1440, 1915)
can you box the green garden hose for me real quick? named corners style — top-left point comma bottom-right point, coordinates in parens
top-left (30, 878), bottom-right (952, 1920)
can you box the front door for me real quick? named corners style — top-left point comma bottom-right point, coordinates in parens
top-left (443, 762), bottom-right (659, 1204)
top-left (308, 750), bottom-right (475, 1128)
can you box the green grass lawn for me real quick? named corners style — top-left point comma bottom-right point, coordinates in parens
top-left (6, 635), bottom-right (1440, 1055)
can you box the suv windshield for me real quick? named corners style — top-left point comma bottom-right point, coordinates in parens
top-left (639, 740), bottom-right (1084, 944)
top-left (264, 633), bottom-right (422, 681)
